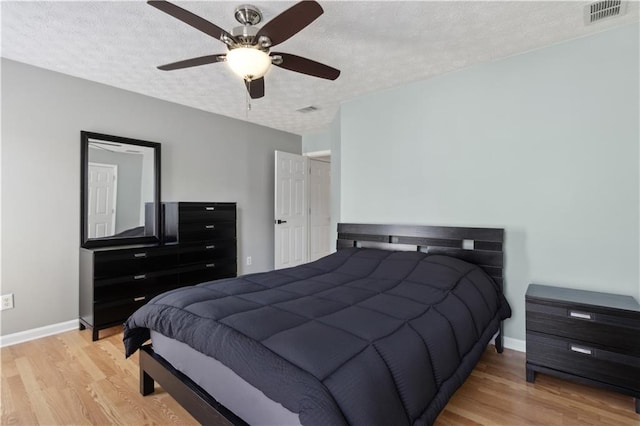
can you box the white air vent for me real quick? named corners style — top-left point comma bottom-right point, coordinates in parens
top-left (296, 105), bottom-right (319, 113)
top-left (585, 1), bottom-right (627, 24)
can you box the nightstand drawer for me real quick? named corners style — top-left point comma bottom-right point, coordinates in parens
top-left (527, 331), bottom-right (640, 392)
top-left (526, 302), bottom-right (640, 354)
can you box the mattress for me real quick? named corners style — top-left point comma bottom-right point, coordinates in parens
top-left (151, 330), bottom-right (300, 425)
top-left (125, 248), bottom-right (512, 425)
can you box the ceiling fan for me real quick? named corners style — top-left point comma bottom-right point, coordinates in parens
top-left (148, 0), bottom-right (340, 99)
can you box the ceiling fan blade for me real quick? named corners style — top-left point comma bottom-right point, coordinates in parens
top-left (245, 77), bottom-right (265, 99)
top-left (272, 53), bottom-right (340, 80)
top-left (254, 1), bottom-right (323, 47)
top-left (158, 55), bottom-right (225, 71)
top-left (148, 0), bottom-right (235, 44)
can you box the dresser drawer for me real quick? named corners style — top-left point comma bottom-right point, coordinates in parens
top-left (177, 221), bottom-right (236, 243)
top-left (527, 331), bottom-right (640, 392)
top-left (180, 260), bottom-right (237, 286)
top-left (94, 246), bottom-right (179, 278)
top-left (526, 302), bottom-right (640, 354)
top-left (94, 271), bottom-right (180, 303)
top-left (178, 203), bottom-right (236, 223)
top-left (94, 297), bottom-right (148, 328)
top-left (179, 240), bottom-right (237, 265)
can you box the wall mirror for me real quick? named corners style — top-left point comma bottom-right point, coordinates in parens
top-left (81, 131), bottom-right (161, 248)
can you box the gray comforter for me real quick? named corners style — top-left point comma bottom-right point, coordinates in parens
top-left (124, 248), bottom-right (511, 425)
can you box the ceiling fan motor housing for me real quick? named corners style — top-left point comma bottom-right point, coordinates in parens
top-left (232, 25), bottom-right (258, 41)
top-left (231, 25), bottom-right (272, 49)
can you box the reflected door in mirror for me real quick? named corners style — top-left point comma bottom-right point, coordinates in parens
top-left (88, 163), bottom-right (118, 238)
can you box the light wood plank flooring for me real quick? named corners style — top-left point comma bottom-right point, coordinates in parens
top-left (1, 326), bottom-right (638, 425)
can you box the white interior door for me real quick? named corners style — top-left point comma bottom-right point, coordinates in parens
top-left (309, 159), bottom-right (331, 262)
top-left (88, 162), bottom-right (117, 238)
top-left (274, 151), bottom-right (308, 270)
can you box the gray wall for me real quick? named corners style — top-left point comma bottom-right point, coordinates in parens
top-left (1, 58), bottom-right (301, 335)
top-left (88, 147), bottom-right (144, 234)
top-left (338, 24), bottom-right (639, 342)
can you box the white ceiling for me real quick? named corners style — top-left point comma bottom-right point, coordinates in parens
top-left (2, 1), bottom-right (638, 135)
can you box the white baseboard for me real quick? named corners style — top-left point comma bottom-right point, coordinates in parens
top-left (490, 331), bottom-right (526, 353)
top-left (503, 337), bottom-right (526, 352)
top-left (0, 319), bottom-right (79, 348)
top-left (489, 336), bottom-right (526, 353)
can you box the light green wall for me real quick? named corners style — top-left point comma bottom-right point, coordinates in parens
top-left (338, 24), bottom-right (640, 342)
top-left (302, 129), bottom-right (332, 153)
top-left (1, 59), bottom-right (301, 336)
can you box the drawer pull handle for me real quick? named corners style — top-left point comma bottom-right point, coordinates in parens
top-left (569, 311), bottom-right (592, 320)
top-left (205, 207), bottom-right (215, 211)
top-left (134, 296), bottom-right (146, 302)
top-left (134, 253), bottom-right (147, 258)
top-left (206, 263), bottom-right (216, 268)
top-left (570, 345), bottom-right (592, 355)
top-left (134, 274), bottom-right (146, 280)
top-left (205, 245), bottom-right (216, 249)
top-left (205, 225), bottom-right (215, 229)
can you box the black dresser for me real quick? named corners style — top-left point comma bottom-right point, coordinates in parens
top-left (525, 284), bottom-right (640, 413)
top-left (164, 202), bottom-right (237, 285)
top-left (79, 202), bottom-right (237, 340)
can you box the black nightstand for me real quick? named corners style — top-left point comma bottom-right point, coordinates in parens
top-left (525, 284), bottom-right (640, 413)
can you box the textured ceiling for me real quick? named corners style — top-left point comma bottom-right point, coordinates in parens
top-left (2, 1), bottom-right (638, 135)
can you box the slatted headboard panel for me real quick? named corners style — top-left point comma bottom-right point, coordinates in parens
top-left (337, 223), bottom-right (504, 289)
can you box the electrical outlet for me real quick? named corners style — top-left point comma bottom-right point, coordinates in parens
top-left (246, 256), bottom-right (252, 266)
top-left (1, 294), bottom-right (14, 310)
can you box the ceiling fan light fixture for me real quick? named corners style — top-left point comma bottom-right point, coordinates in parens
top-left (226, 47), bottom-right (271, 80)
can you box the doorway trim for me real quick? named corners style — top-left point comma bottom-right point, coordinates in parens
top-left (304, 150), bottom-right (331, 262)
top-left (303, 150), bottom-right (331, 158)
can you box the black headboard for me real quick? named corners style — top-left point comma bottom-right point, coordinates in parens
top-left (337, 223), bottom-right (504, 289)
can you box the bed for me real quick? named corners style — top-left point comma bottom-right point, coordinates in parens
top-left (124, 223), bottom-right (512, 425)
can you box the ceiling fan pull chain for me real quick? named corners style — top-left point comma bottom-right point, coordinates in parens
top-left (246, 80), bottom-right (252, 116)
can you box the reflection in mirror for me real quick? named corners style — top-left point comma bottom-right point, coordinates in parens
top-left (87, 140), bottom-right (154, 238)
top-left (81, 131), bottom-right (161, 248)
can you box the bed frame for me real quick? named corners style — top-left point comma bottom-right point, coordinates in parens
top-left (138, 223), bottom-right (506, 425)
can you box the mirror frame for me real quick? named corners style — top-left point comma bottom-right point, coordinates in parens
top-left (80, 131), bottom-right (161, 248)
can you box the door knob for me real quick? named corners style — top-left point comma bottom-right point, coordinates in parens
top-left (275, 219), bottom-right (287, 224)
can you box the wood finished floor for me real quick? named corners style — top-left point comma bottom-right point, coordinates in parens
top-left (1, 326), bottom-right (639, 425)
